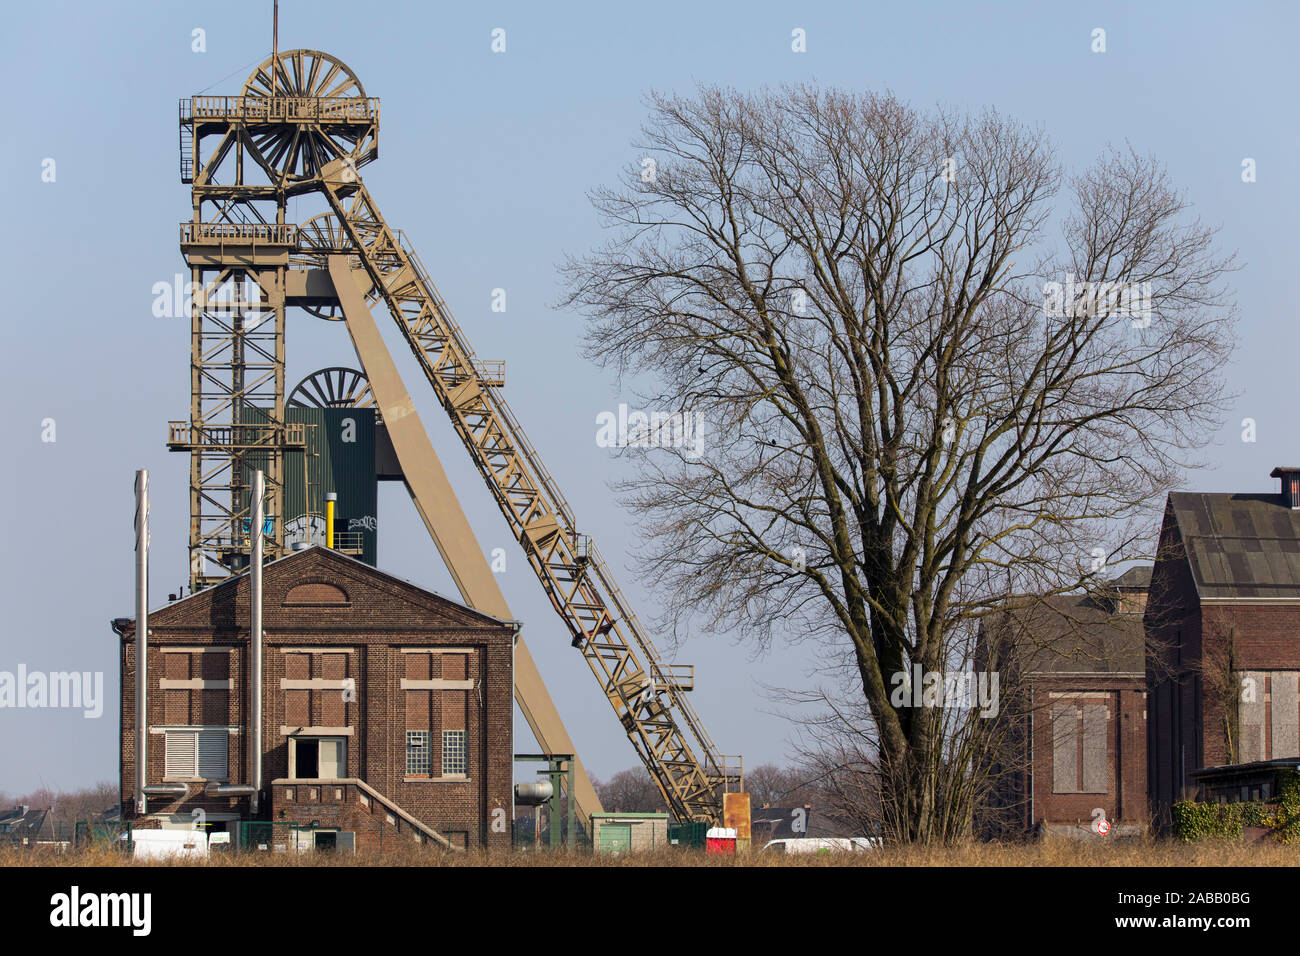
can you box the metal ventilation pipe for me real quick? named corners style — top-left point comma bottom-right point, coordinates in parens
top-left (134, 470), bottom-right (149, 815)
top-left (249, 470), bottom-right (265, 814)
top-left (205, 783), bottom-right (256, 797)
top-left (142, 782), bottom-right (189, 798)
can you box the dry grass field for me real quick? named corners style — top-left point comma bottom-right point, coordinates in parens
top-left (3, 838), bottom-right (1298, 867)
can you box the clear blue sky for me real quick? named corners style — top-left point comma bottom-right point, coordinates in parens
top-left (1, 0), bottom-right (1297, 796)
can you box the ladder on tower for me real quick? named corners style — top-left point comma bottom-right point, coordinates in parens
top-left (178, 101), bottom-right (194, 184)
top-left (315, 158), bottom-right (741, 824)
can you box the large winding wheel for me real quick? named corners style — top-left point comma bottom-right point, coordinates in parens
top-left (241, 49), bottom-right (376, 186)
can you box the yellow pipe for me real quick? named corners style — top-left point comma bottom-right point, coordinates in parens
top-left (325, 492), bottom-right (336, 549)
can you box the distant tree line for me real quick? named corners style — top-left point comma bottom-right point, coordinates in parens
top-left (0, 781), bottom-right (118, 831)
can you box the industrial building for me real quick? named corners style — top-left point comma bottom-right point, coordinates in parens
top-left (1146, 466), bottom-right (1300, 818)
top-left (112, 546), bottom-right (515, 850)
top-left (107, 40), bottom-right (744, 854)
top-left (979, 465), bottom-right (1300, 838)
top-left (980, 570), bottom-right (1150, 838)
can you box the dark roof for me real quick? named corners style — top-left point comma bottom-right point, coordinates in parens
top-left (750, 806), bottom-right (808, 841)
top-left (989, 589), bottom-right (1145, 674)
top-left (750, 806), bottom-right (848, 839)
top-left (0, 807), bottom-right (52, 841)
top-left (1168, 492), bottom-right (1300, 600)
top-left (1111, 566), bottom-right (1151, 590)
top-left (1189, 757), bottom-right (1300, 782)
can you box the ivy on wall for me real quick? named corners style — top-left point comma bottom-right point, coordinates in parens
top-left (1171, 770), bottom-right (1300, 844)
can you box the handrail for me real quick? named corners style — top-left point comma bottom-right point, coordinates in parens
top-left (181, 96), bottom-right (379, 123)
top-left (582, 539), bottom-right (731, 774)
top-left (181, 221), bottom-right (298, 244)
top-left (167, 421), bottom-right (306, 447)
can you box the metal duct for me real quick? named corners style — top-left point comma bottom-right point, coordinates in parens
top-left (250, 470), bottom-right (265, 814)
top-left (142, 783), bottom-right (189, 798)
top-left (134, 470), bottom-right (149, 815)
top-left (205, 783), bottom-right (256, 797)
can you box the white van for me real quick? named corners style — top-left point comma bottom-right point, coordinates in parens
top-left (760, 836), bottom-right (879, 854)
top-left (129, 828), bottom-right (209, 860)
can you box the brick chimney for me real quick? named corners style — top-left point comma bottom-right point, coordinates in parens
top-left (1271, 467), bottom-right (1300, 509)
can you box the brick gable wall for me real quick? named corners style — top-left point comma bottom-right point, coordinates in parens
top-left (116, 549), bottom-right (514, 850)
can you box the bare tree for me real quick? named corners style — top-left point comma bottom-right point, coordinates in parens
top-left (46, 782), bottom-right (119, 829)
top-left (562, 84), bottom-right (1236, 844)
top-left (11, 786), bottom-right (56, 811)
top-left (592, 767), bottom-right (668, 813)
top-left (744, 763), bottom-right (820, 807)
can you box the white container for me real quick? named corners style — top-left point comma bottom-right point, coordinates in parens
top-left (760, 836), bottom-right (880, 854)
top-left (130, 829), bottom-right (209, 860)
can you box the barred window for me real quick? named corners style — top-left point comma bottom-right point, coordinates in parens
top-left (442, 729), bottom-right (466, 777)
top-left (406, 730), bottom-right (431, 776)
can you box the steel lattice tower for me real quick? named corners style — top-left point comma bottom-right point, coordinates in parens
top-left (168, 48), bottom-right (740, 826)
top-left (171, 51), bottom-right (379, 588)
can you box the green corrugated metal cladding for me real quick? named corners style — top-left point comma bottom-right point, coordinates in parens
top-left (286, 408), bottom-right (379, 566)
top-left (240, 406), bottom-right (380, 566)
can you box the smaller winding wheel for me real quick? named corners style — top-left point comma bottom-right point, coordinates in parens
top-left (288, 367), bottom-right (376, 409)
top-left (292, 212), bottom-right (358, 320)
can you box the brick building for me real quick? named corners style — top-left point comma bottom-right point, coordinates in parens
top-left (111, 546), bottom-right (516, 851)
top-left (980, 570), bottom-right (1149, 838)
top-left (1146, 467), bottom-right (1300, 820)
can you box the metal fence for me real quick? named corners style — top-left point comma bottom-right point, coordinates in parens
top-left (238, 819), bottom-right (495, 853)
top-left (669, 821), bottom-right (709, 848)
top-left (42, 818), bottom-right (665, 856)
top-left (73, 821), bottom-right (134, 851)
top-left (510, 815), bottom-right (590, 851)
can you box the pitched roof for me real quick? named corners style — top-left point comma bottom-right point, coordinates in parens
top-left (0, 807), bottom-right (52, 841)
top-left (1111, 566), bottom-right (1152, 591)
top-left (113, 546), bottom-right (517, 633)
top-left (1168, 491), bottom-right (1300, 600)
top-left (986, 570), bottom-right (1148, 675)
top-left (992, 593), bottom-right (1146, 674)
top-left (750, 806), bottom-right (850, 839)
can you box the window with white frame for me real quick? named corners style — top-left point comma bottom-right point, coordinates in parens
top-left (164, 729), bottom-right (228, 780)
top-left (442, 729), bottom-right (466, 777)
top-left (406, 730), bottom-right (431, 776)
